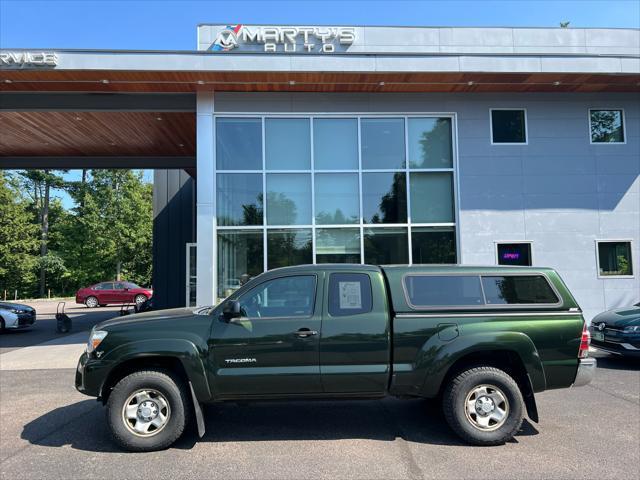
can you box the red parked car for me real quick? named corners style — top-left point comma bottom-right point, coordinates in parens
top-left (75, 282), bottom-right (153, 308)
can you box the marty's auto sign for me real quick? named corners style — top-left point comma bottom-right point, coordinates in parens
top-left (210, 25), bottom-right (356, 53)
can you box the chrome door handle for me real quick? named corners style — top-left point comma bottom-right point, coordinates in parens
top-left (294, 328), bottom-right (318, 338)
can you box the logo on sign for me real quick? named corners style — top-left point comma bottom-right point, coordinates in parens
top-left (208, 25), bottom-right (356, 53)
top-left (211, 25), bottom-right (242, 52)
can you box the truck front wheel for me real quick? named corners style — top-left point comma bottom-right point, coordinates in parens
top-left (106, 369), bottom-right (190, 452)
top-left (443, 366), bottom-right (524, 446)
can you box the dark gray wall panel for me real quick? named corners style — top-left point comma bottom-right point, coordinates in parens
top-left (153, 169), bottom-right (196, 309)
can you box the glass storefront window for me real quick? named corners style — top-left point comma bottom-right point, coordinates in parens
top-left (316, 228), bottom-right (361, 263)
top-left (411, 227), bottom-right (457, 264)
top-left (267, 229), bottom-right (313, 269)
top-left (213, 115), bottom-right (457, 286)
top-left (314, 118), bottom-right (359, 170)
top-left (315, 173), bottom-right (359, 224)
top-left (408, 118), bottom-right (453, 168)
top-left (364, 227), bottom-right (409, 264)
top-left (362, 172), bottom-right (407, 224)
top-left (266, 118), bottom-right (311, 170)
top-left (409, 172), bottom-right (454, 223)
top-left (186, 243), bottom-right (197, 307)
top-left (217, 230), bottom-right (264, 299)
top-left (216, 173), bottom-right (263, 226)
top-left (216, 118), bottom-right (262, 170)
top-left (361, 118), bottom-right (405, 169)
top-left (266, 174), bottom-right (312, 225)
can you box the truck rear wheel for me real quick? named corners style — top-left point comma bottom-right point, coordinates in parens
top-left (106, 369), bottom-right (190, 452)
top-left (443, 366), bottom-right (524, 446)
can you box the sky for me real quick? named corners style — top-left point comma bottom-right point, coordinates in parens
top-left (1, 0), bottom-right (638, 208)
top-left (1, 0), bottom-right (638, 50)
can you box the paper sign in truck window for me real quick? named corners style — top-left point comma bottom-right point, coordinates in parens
top-left (339, 281), bottom-right (362, 309)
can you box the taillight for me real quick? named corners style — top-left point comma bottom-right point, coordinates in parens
top-left (579, 322), bottom-right (590, 358)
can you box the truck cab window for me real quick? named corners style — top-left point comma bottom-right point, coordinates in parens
top-left (328, 273), bottom-right (373, 317)
top-left (238, 275), bottom-right (316, 318)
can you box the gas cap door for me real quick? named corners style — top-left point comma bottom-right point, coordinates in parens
top-left (437, 323), bottom-right (459, 341)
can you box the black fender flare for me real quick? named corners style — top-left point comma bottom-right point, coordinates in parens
top-left (99, 339), bottom-right (212, 402)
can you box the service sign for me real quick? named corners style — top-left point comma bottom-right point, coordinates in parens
top-left (207, 25), bottom-right (356, 53)
top-left (0, 51), bottom-right (58, 68)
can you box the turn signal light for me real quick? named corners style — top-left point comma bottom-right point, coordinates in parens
top-left (579, 322), bottom-right (590, 358)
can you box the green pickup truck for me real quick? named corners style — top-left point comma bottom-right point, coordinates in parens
top-left (76, 264), bottom-right (595, 451)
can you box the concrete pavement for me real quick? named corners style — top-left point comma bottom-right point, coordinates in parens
top-left (0, 332), bottom-right (88, 370)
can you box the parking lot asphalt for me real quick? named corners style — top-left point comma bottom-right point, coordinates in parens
top-left (0, 299), bottom-right (121, 354)
top-left (0, 306), bottom-right (638, 480)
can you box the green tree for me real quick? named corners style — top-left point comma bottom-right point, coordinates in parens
top-left (17, 169), bottom-right (67, 297)
top-left (0, 173), bottom-right (39, 298)
top-left (61, 170), bottom-right (153, 288)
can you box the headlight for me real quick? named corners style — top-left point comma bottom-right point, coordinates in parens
top-left (86, 330), bottom-right (108, 353)
top-left (623, 325), bottom-right (640, 333)
top-left (10, 309), bottom-right (21, 314)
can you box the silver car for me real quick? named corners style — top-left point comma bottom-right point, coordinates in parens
top-left (0, 302), bottom-right (36, 331)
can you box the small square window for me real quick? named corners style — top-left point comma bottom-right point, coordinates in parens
top-left (590, 110), bottom-right (625, 143)
top-left (497, 243), bottom-right (532, 266)
top-left (491, 109), bottom-right (527, 144)
top-left (597, 241), bottom-right (633, 277)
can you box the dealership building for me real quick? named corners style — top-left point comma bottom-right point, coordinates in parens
top-left (0, 25), bottom-right (638, 321)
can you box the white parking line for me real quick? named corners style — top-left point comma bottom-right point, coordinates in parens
top-left (0, 332), bottom-right (87, 370)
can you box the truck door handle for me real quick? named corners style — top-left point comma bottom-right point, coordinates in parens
top-left (294, 328), bottom-right (318, 338)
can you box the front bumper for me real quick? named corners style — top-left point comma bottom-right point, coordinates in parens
top-left (589, 327), bottom-right (640, 357)
top-left (17, 311), bottom-right (35, 327)
top-left (5, 312), bottom-right (36, 329)
top-left (573, 357), bottom-right (597, 387)
top-left (75, 351), bottom-right (109, 397)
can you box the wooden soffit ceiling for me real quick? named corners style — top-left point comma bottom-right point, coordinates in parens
top-left (0, 111), bottom-right (195, 156)
top-left (1, 70), bottom-right (639, 93)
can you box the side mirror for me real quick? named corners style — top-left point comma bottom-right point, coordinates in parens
top-left (222, 300), bottom-right (242, 321)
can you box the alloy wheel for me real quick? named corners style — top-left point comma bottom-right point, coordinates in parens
top-left (121, 389), bottom-right (171, 437)
top-left (463, 384), bottom-right (510, 431)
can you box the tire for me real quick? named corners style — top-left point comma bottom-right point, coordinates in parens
top-left (443, 366), bottom-right (524, 446)
top-left (134, 294), bottom-right (148, 306)
top-left (106, 369), bottom-right (190, 452)
top-left (0, 316), bottom-right (5, 332)
top-left (85, 296), bottom-right (99, 308)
